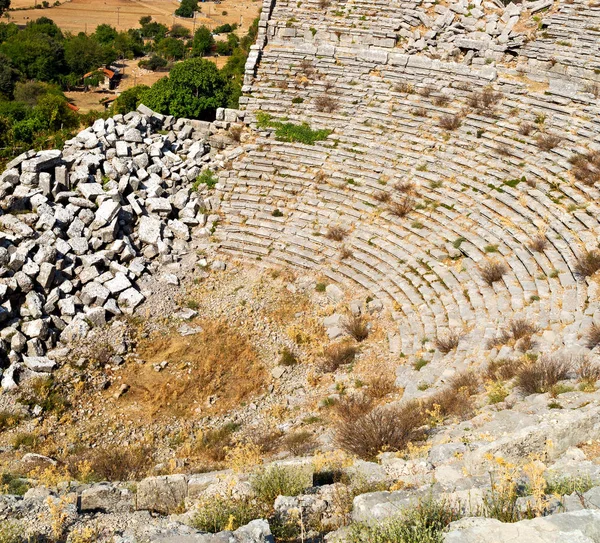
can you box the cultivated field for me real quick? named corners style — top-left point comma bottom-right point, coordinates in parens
top-left (7, 0), bottom-right (260, 35)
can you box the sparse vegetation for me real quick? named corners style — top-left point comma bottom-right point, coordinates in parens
top-left (517, 354), bottom-right (571, 394)
top-left (326, 225), bottom-right (347, 241)
top-left (536, 133), bottom-right (561, 151)
top-left (434, 330), bottom-right (460, 353)
top-left (438, 114), bottom-right (462, 131)
top-left (314, 94), bottom-right (338, 113)
top-left (388, 197), bottom-right (415, 218)
top-left (573, 249), bottom-right (600, 277)
top-left (347, 496), bottom-right (462, 543)
top-left (250, 464), bottom-right (308, 504)
top-left (256, 112), bottom-right (332, 145)
top-left (528, 234), bottom-right (547, 253)
top-left (569, 151), bottom-right (600, 185)
top-left (479, 259), bottom-right (508, 286)
top-left (342, 314), bottom-right (369, 342)
top-left (320, 342), bottom-right (358, 372)
top-left (334, 397), bottom-right (424, 460)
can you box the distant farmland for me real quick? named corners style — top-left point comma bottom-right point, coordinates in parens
top-left (7, 0), bottom-right (259, 35)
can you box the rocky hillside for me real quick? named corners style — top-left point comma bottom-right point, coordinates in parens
top-left (2, 0), bottom-right (600, 540)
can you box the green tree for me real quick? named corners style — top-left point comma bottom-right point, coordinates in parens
top-left (139, 16), bottom-right (152, 27)
top-left (113, 29), bottom-right (144, 59)
top-left (33, 93), bottom-right (78, 130)
top-left (140, 20), bottom-right (168, 41)
top-left (170, 24), bottom-right (191, 39)
top-left (64, 33), bottom-right (105, 77)
top-left (143, 57), bottom-right (226, 119)
top-left (0, 53), bottom-right (18, 98)
top-left (94, 24), bottom-right (118, 45)
top-left (175, 0), bottom-right (197, 18)
top-left (0, 22), bottom-right (18, 45)
top-left (0, 22), bottom-right (65, 81)
top-left (192, 26), bottom-right (214, 57)
top-left (0, 0), bottom-right (10, 18)
top-left (156, 36), bottom-right (185, 60)
top-left (113, 84), bottom-right (149, 114)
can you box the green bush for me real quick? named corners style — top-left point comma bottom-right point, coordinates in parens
top-left (0, 522), bottom-right (22, 543)
top-left (250, 464), bottom-right (309, 505)
top-left (191, 496), bottom-right (269, 533)
top-left (545, 475), bottom-right (593, 496)
top-left (192, 169), bottom-right (217, 191)
top-left (347, 497), bottom-right (462, 543)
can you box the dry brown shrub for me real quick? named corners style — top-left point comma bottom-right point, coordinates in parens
top-left (229, 125), bottom-right (243, 142)
top-left (393, 180), bottom-right (415, 194)
top-left (485, 358), bottom-right (524, 381)
top-left (366, 373), bottom-right (397, 400)
top-left (487, 318), bottom-right (538, 349)
top-left (394, 81), bottom-right (414, 94)
top-left (325, 225), bottom-right (347, 241)
top-left (519, 122), bottom-right (535, 136)
top-left (479, 259), bottom-right (508, 286)
top-left (574, 249), bottom-right (600, 277)
top-left (585, 323), bottom-right (600, 350)
top-left (334, 397), bottom-right (424, 460)
top-left (339, 245), bottom-right (353, 260)
top-left (320, 342), bottom-right (358, 372)
top-left (422, 371), bottom-right (480, 420)
top-left (433, 94), bottom-right (451, 107)
top-left (69, 444), bottom-right (154, 482)
top-left (419, 85), bottom-right (435, 97)
top-left (434, 330), bottom-right (460, 353)
top-left (412, 107), bottom-right (429, 117)
top-left (315, 94), bottom-right (338, 113)
top-left (528, 234), bottom-right (548, 253)
top-left (468, 87), bottom-right (502, 112)
top-left (388, 197), bottom-right (415, 218)
top-left (300, 59), bottom-right (315, 76)
top-left (517, 354), bottom-right (571, 394)
top-left (318, 0), bottom-right (331, 8)
top-left (495, 143), bottom-right (512, 157)
top-left (283, 431), bottom-right (316, 456)
top-left (439, 114), bottom-right (462, 131)
top-left (569, 151), bottom-right (600, 186)
top-left (342, 314), bottom-right (369, 342)
top-left (536, 133), bottom-right (562, 151)
top-left (373, 190), bottom-right (391, 203)
top-left (578, 356), bottom-right (600, 383)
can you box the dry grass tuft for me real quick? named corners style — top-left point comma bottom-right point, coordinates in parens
top-left (485, 358), bottom-right (524, 382)
top-left (439, 114), bottom-right (462, 131)
top-left (339, 245), bottom-right (353, 260)
top-left (528, 234), bottom-right (548, 253)
top-left (366, 373), bottom-right (398, 401)
top-left (325, 225), bottom-right (347, 241)
top-left (373, 190), bottom-right (391, 203)
top-left (433, 94), bottom-right (451, 107)
top-left (388, 197), bottom-right (415, 218)
top-left (283, 431), bottom-right (316, 456)
top-left (479, 259), bottom-right (508, 286)
top-left (569, 151), bottom-right (600, 186)
top-left (574, 249), bottom-right (600, 277)
top-left (394, 81), bottom-right (414, 94)
top-left (487, 318), bottom-right (538, 349)
top-left (577, 356), bottom-right (600, 384)
top-left (67, 444), bottom-right (154, 482)
top-left (315, 94), bottom-right (338, 113)
top-left (320, 342), bottom-right (358, 373)
top-left (342, 314), bottom-right (369, 342)
top-left (434, 330), bottom-right (461, 354)
top-left (519, 122), bottom-right (535, 136)
top-left (536, 133), bottom-right (562, 151)
top-left (393, 180), bottom-right (416, 194)
top-left (517, 354), bottom-right (571, 394)
top-left (585, 323), bottom-right (600, 350)
top-left (469, 87), bottom-right (503, 112)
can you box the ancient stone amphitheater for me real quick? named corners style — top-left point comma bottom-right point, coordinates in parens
top-left (218, 0), bottom-right (600, 370)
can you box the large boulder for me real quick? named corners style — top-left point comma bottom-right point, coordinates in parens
top-left (444, 510), bottom-right (600, 542)
top-left (136, 474), bottom-right (188, 514)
